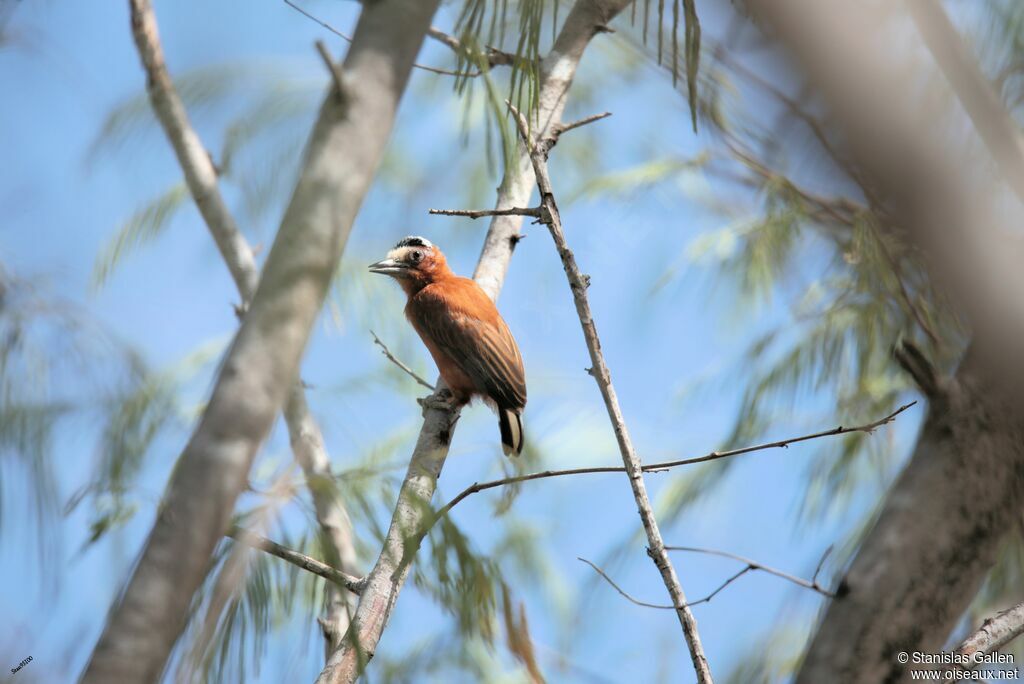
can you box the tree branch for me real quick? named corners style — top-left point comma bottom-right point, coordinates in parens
top-left (123, 0), bottom-right (257, 301)
top-left (285, 0), bottom-right (481, 78)
top-left (83, 1), bottom-right (440, 680)
top-left (428, 206), bottom-right (543, 219)
top-left (370, 330), bottom-right (434, 391)
top-left (434, 403), bottom-right (913, 522)
top-left (579, 545), bottom-right (833, 611)
top-left (950, 601), bottom-right (1024, 670)
top-left (226, 527), bottom-right (365, 593)
top-left (665, 546), bottom-right (836, 598)
top-left (506, 101), bottom-right (713, 683)
top-left (316, 3), bottom-right (634, 681)
top-left (907, 0), bottom-right (1024, 206)
top-left (426, 26), bottom-right (519, 68)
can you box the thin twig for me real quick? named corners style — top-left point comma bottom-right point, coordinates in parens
top-left (285, 0), bottom-right (480, 78)
top-left (552, 111), bottom-right (613, 139)
top-left (507, 99), bottom-right (714, 683)
top-left (227, 527), bottom-right (365, 593)
top-left (426, 26), bottom-right (519, 68)
top-left (535, 111), bottom-right (613, 156)
top-left (577, 558), bottom-right (676, 609)
top-left (580, 544), bottom-right (834, 611)
top-left (434, 403), bottom-right (915, 521)
top-left (370, 330), bottom-right (434, 391)
top-left (666, 546), bottom-right (836, 598)
top-left (429, 206), bottom-right (543, 220)
top-left (315, 40), bottom-right (346, 102)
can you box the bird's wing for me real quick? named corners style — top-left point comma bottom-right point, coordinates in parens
top-left (411, 284), bottom-right (526, 409)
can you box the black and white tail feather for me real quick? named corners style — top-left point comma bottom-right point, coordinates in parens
top-left (498, 408), bottom-right (524, 457)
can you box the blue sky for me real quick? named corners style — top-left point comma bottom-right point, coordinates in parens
top-left (0, 1), bottom-right (923, 682)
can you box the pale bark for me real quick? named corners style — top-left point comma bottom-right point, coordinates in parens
top-left (743, 2), bottom-right (1024, 682)
top-left (81, 1), bottom-right (439, 681)
top-left (118, 0), bottom-right (363, 659)
top-left (315, 3), bottom-right (632, 682)
top-left (952, 600), bottom-right (1024, 668)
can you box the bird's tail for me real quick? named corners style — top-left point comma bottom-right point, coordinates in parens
top-left (498, 409), bottom-right (524, 457)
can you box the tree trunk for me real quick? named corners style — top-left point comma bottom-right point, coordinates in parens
top-left (744, 1), bottom-right (1024, 681)
top-left (799, 347), bottom-right (1024, 683)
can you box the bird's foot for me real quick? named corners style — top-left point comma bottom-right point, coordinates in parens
top-left (418, 388), bottom-right (457, 414)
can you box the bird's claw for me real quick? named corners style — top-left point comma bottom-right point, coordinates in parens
top-left (418, 388), bottom-right (456, 414)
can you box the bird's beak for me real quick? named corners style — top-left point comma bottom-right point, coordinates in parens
top-left (368, 258), bottom-right (407, 277)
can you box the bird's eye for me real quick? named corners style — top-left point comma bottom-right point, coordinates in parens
top-left (410, 250), bottom-right (423, 263)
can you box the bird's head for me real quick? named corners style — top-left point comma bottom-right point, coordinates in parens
top-left (368, 236), bottom-right (451, 293)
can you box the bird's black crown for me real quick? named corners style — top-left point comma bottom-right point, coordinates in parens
top-left (394, 236), bottom-right (433, 249)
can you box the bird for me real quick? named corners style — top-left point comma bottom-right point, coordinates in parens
top-left (369, 236), bottom-right (527, 456)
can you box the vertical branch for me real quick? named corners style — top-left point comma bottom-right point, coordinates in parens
top-left (315, 2), bottom-right (634, 682)
top-left (507, 106), bottom-right (713, 683)
top-left (82, 1), bottom-right (441, 681)
top-left (117, 0), bottom-right (362, 658)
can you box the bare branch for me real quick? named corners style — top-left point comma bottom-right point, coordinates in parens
top-left (426, 26), bottom-right (519, 68)
top-left (507, 100), bottom-right (714, 683)
top-left (227, 527), bottom-right (365, 593)
top-left (315, 40), bottom-right (346, 103)
top-left (577, 557), bottom-right (676, 609)
top-left (286, 0), bottom-right (481, 78)
top-left (552, 111), bottom-right (613, 137)
top-left (123, 0), bottom-right (257, 301)
top-left (580, 545), bottom-right (834, 612)
top-left (434, 403), bottom-right (915, 521)
top-left (950, 601), bottom-right (1024, 670)
top-left (429, 206), bottom-right (543, 220)
top-left (370, 330), bottom-right (434, 391)
top-left (665, 546), bottom-right (836, 598)
top-left (650, 401), bottom-right (916, 471)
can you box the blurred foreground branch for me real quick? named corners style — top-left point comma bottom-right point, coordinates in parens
top-left (82, 0), bottom-right (440, 680)
top-left (745, 2), bottom-right (1024, 682)
top-left (949, 601), bottom-right (1024, 671)
top-left (115, 0), bottom-right (364, 660)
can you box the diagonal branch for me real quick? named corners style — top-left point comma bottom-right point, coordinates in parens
top-left (433, 403), bottom-right (913, 522)
top-left (665, 545), bottom-right (836, 598)
top-left (370, 330), bottom-right (434, 391)
top-left (949, 601), bottom-right (1024, 671)
top-left (285, 0), bottom-right (481, 78)
top-left (316, 3), bottom-right (635, 682)
top-left (426, 26), bottom-right (519, 68)
top-left (117, 0), bottom-right (364, 660)
top-left (83, 1), bottom-right (440, 680)
top-left (506, 101), bottom-right (712, 683)
top-left (227, 527), bottom-right (365, 593)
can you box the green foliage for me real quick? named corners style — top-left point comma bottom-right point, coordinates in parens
top-left (92, 183), bottom-right (188, 289)
top-left (0, 268), bottom-right (106, 541)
